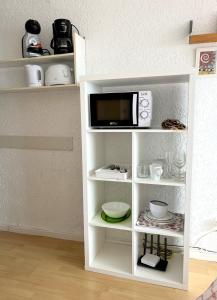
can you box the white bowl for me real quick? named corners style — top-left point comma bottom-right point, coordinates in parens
top-left (102, 202), bottom-right (130, 218)
top-left (150, 200), bottom-right (168, 219)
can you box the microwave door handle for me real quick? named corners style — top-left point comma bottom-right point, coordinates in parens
top-left (132, 93), bottom-right (138, 125)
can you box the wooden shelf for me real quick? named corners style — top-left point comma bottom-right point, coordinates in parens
top-left (189, 33), bottom-right (217, 44)
top-left (89, 211), bottom-right (132, 231)
top-left (0, 135), bottom-right (73, 151)
top-left (0, 84), bottom-right (79, 94)
top-left (0, 53), bottom-right (74, 68)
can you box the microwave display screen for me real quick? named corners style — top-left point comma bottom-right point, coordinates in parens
top-left (96, 99), bottom-right (131, 121)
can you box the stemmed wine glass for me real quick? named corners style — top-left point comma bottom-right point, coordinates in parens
top-left (165, 151), bottom-right (173, 178)
top-left (173, 150), bottom-right (186, 180)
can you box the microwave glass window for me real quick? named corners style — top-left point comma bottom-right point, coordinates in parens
top-left (96, 99), bottom-right (131, 121)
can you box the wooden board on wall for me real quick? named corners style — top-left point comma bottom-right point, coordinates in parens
top-left (0, 136), bottom-right (73, 151)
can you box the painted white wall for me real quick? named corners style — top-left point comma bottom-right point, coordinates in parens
top-left (0, 0), bottom-right (217, 248)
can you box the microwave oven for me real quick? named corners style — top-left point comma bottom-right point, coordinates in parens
top-left (89, 91), bottom-right (152, 128)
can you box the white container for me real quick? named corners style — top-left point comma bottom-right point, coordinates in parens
top-left (149, 163), bottom-right (163, 181)
top-left (149, 200), bottom-right (168, 218)
top-left (95, 165), bottom-right (129, 180)
top-left (25, 64), bottom-right (44, 87)
top-left (102, 202), bottom-right (130, 218)
top-left (45, 64), bottom-right (74, 86)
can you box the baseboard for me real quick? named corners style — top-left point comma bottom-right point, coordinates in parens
top-left (0, 223), bottom-right (84, 241)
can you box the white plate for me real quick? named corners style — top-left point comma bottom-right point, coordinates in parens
top-left (146, 211), bottom-right (174, 222)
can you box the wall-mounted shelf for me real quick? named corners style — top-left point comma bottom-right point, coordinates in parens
top-left (0, 84), bottom-right (79, 95)
top-left (189, 33), bottom-right (217, 44)
top-left (0, 53), bottom-right (74, 68)
top-left (0, 32), bottom-right (85, 85)
top-left (0, 33), bottom-right (85, 151)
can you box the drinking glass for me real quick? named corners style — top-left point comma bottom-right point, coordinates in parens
top-left (137, 164), bottom-right (149, 178)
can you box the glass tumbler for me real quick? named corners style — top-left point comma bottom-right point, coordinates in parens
top-left (137, 164), bottom-right (149, 178)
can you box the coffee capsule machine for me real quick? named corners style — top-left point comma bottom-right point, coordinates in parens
top-left (22, 19), bottom-right (43, 57)
top-left (22, 19), bottom-right (50, 58)
top-left (50, 19), bottom-right (74, 54)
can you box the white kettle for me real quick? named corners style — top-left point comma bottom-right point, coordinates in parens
top-left (25, 64), bottom-right (44, 87)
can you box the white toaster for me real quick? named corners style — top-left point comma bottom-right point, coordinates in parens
top-left (45, 64), bottom-right (74, 86)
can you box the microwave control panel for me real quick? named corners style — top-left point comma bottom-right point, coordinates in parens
top-left (138, 91), bottom-right (152, 127)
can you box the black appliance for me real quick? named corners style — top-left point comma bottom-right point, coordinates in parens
top-left (89, 91), bottom-right (153, 129)
top-left (50, 19), bottom-right (74, 54)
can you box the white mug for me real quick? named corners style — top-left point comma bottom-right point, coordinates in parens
top-left (149, 163), bottom-right (163, 181)
top-left (25, 64), bottom-right (44, 87)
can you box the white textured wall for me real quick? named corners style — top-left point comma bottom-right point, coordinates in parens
top-left (0, 0), bottom-right (217, 245)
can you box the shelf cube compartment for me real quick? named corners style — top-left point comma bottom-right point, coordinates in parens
top-left (87, 180), bottom-right (132, 231)
top-left (103, 81), bottom-right (189, 129)
top-left (133, 132), bottom-right (187, 182)
top-left (133, 183), bottom-right (185, 238)
top-left (133, 231), bottom-right (184, 288)
top-left (86, 132), bottom-right (132, 177)
top-left (87, 227), bottom-right (132, 276)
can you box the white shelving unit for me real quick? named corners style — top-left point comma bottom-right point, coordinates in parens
top-left (0, 32), bottom-right (85, 151)
top-left (80, 73), bottom-right (194, 289)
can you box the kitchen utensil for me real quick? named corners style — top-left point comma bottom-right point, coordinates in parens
top-left (150, 200), bottom-right (168, 218)
top-left (137, 234), bottom-right (168, 272)
top-left (25, 64), bottom-right (44, 87)
top-left (102, 202), bottom-right (130, 218)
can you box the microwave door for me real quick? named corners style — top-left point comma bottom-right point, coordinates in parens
top-left (132, 93), bottom-right (138, 125)
top-left (90, 92), bottom-right (136, 127)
